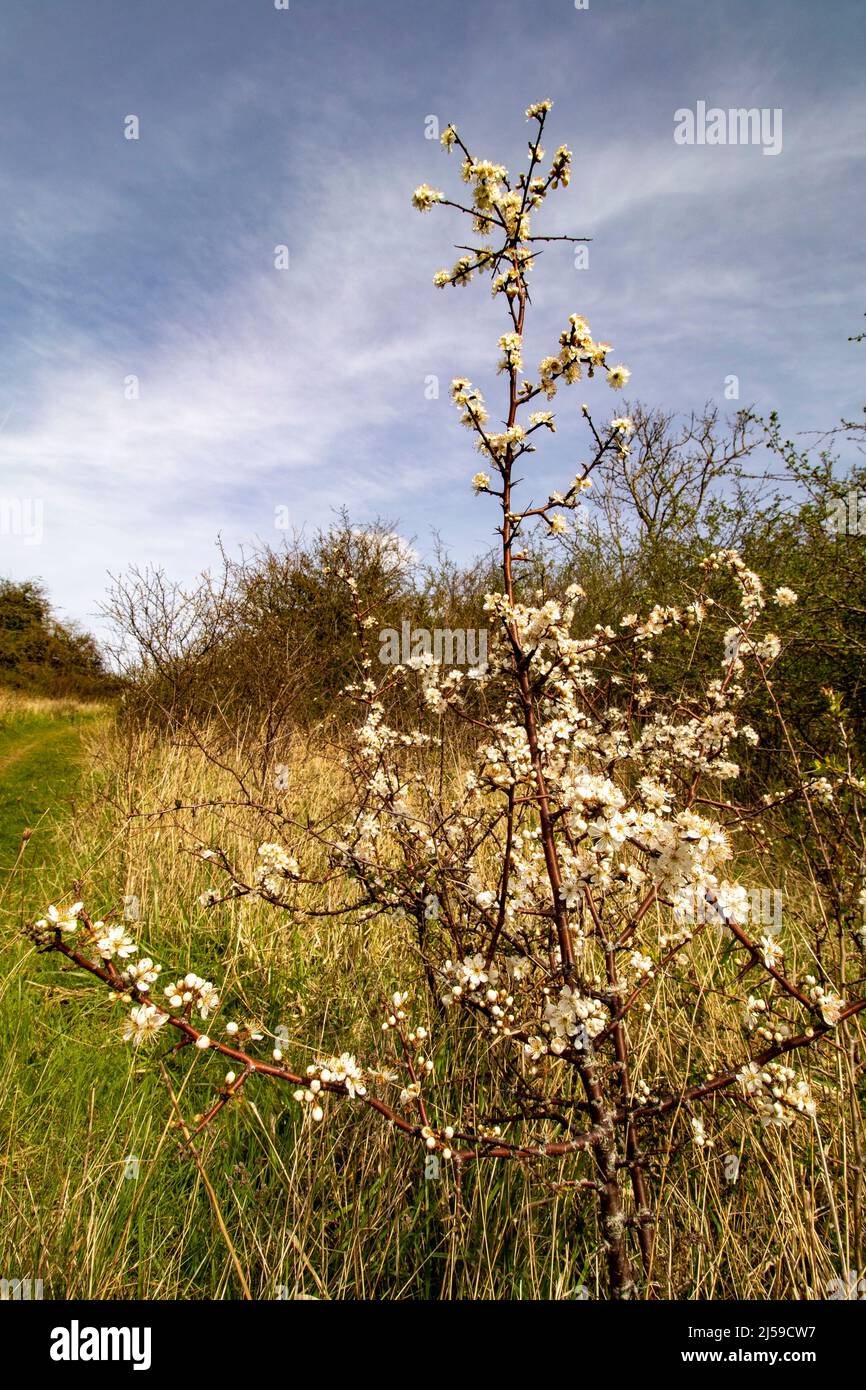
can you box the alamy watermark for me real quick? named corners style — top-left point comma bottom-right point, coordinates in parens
top-left (0, 497), bottom-right (43, 545)
top-left (1, 1276), bottom-right (43, 1300)
top-left (379, 621), bottom-right (488, 670)
top-left (826, 491), bottom-right (866, 537)
top-left (675, 886), bottom-right (782, 933)
top-left (826, 1269), bottom-right (866, 1300)
top-left (50, 1322), bottom-right (151, 1370)
top-left (674, 102), bottom-right (782, 157)
top-left (274, 763), bottom-right (289, 791)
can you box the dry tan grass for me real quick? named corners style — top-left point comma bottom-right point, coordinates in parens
top-left (1, 716), bottom-right (863, 1299)
top-left (0, 687), bottom-right (111, 725)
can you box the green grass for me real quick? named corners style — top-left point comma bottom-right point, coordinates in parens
top-left (0, 711), bottom-right (98, 878)
top-left (0, 695), bottom-right (119, 1296)
top-left (0, 718), bottom-right (597, 1300)
top-left (0, 708), bottom-right (470, 1299)
top-left (0, 708), bottom-right (862, 1300)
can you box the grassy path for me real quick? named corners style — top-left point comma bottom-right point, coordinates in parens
top-left (0, 703), bottom-right (105, 901)
top-left (0, 697), bottom-right (125, 1300)
top-left (0, 695), bottom-right (293, 1301)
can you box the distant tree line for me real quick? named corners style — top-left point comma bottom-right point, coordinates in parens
top-left (104, 402), bottom-right (866, 795)
top-left (0, 578), bottom-right (118, 698)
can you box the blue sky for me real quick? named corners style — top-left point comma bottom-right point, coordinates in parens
top-left (1, 0), bottom-right (863, 638)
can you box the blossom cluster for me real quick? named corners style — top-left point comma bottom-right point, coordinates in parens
top-left (542, 984), bottom-right (609, 1051)
top-left (438, 953), bottom-right (523, 1035)
top-left (294, 1053), bottom-right (368, 1121)
top-left (737, 1061), bottom-right (817, 1127)
top-left (32, 901), bottom-right (137, 961)
top-left (164, 972), bottom-right (220, 1019)
top-left (254, 841), bottom-right (301, 899)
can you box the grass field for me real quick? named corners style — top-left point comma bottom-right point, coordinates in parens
top-left (1, 694), bottom-right (863, 1300)
top-left (0, 695), bottom-right (105, 886)
top-left (0, 702), bottom-right (475, 1300)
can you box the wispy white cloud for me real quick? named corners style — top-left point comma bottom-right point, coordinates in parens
top-left (0, 148), bottom-right (482, 630)
top-left (1, 0), bottom-right (864, 639)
